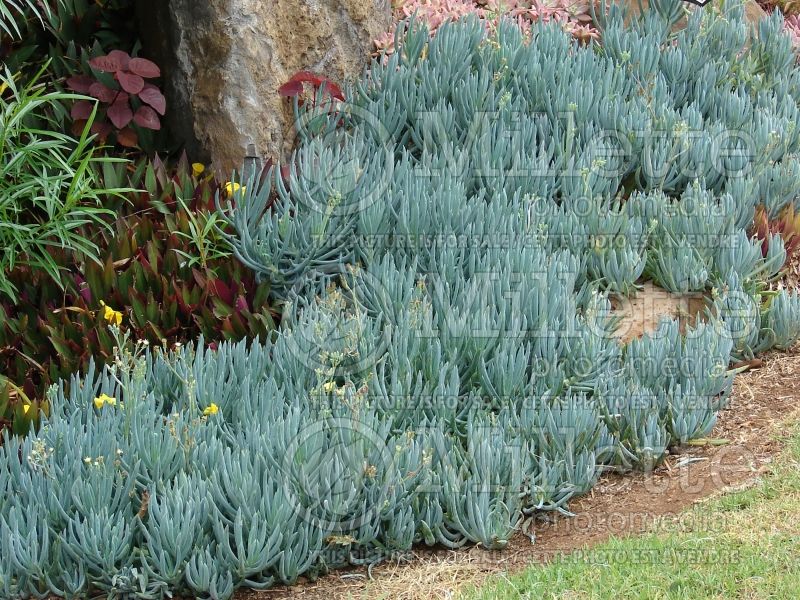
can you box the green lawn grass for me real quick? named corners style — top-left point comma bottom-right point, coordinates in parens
top-left (463, 420), bottom-right (800, 600)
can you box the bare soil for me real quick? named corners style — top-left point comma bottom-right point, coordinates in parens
top-left (611, 280), bottom-right (707, 343)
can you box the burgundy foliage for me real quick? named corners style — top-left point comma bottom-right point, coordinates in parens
top-left (66, 50), bottom-right (166, 148)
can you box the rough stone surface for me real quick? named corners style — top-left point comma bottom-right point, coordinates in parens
top-left (139, 0), bottom-right (769, 173)
top-left (136, 0), bottom-right (391, 173)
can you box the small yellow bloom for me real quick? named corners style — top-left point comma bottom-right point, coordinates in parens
top-left (192, 163), bottom-right (205, 177)
top-left (0, 72), bottom-right (18, 97)
top-left (22, 404), bottom-right (31, 415)
top-left (203, 403), bottom-right (219, 416)
top-left (322, 381), bottom-right (336, 393)
top-left (224, 182), bottom-right (246, 197)
top-left (94, 393), bottom-right (117, 409)
top-left (99, 301), bottom-right (123, 326)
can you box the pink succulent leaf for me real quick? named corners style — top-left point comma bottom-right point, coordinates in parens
top-left (784, 14), bottom-right (800, 50)
top-left (278, 80), bottom-right (303, 97)
top-left (279, 72), bottom-right (345, 102)
top-left (321, 80), bottom-right (345, 101)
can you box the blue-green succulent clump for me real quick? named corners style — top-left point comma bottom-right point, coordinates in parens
top-left (3, 2), bottom-right (800, 598)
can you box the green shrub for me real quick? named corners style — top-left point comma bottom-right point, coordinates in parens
top-left (2, 0), bottom-right (137, 78)
top-left (0, 0), bottom-right (62, 39)
top-left (0, 67), bottom-right (126, 302)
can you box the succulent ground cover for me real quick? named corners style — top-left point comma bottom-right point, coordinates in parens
top-left (466, 403), bottom-right (800, 600)
top-left (282, 354), bottom-right (800, 598)
top-left (759, 0), bottom-right (800, 47)
top-left (2, 2), bottom-right (800, 600)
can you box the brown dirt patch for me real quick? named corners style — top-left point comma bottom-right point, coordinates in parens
top-left (611, 281), bottom-right (708, 343)
top-left (241, 347), bottom-right (800, 600)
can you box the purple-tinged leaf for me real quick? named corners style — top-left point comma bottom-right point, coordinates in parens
top-left (107, 101), bottom-right (133, 129)
top-left (117, 127), bottom-right (139, 148)
top-left (88, 82), bottom-right (119, 104)
top-left (129, 57), bottom-right (161, 79)
top-left (138, 84), bottom-right (166, 115)
top-left (133, 105), bottom-right (161, 130)
top-left (90, 121), bottom-right (113, 140)
top-left (89, 51), bottom-right (129, 73)
top-left (117, 71), bottom-right (145, 95)
top-left (278, 80), bottom-right (303, 97)
top-left (66, 75), bottom-right (94, 93)
top-left (70, 100), bottom-right (94, 120)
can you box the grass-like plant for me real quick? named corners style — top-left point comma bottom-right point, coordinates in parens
top-left (0, 0), bottom-right (62, 39)
top-left (0, 156), bottom-right (277, 435)
top-left (0, 65), bottom-right (127, 302)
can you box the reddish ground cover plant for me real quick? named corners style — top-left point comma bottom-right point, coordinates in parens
top-left (374, 0), bottom-right (599, 54)
top-left (784, 13), bottom-right (800, 46)
top-left (753, 203), bottom-right (800, 264)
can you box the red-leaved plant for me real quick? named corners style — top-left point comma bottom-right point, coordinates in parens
top-left (753, 204), bottom-right (800, 262)
top-left (271, 71), bottom-right (347, 186)
top-left (278, 71), bottom-right (345, 105)
top-left (66, 50), bottom-right (166, 148)
top-left (278, 70), bottom-right (347, 140)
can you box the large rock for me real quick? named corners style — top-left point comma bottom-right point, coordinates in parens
top-left (136, 0), bottom-right (391, 174)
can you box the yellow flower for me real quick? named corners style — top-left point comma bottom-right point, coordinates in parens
top-left (192, 163), bottom-right (205, 177)
top-left (322, 381), bottom-right (336, 393)
top-left (203, 403), bottom-right (219, 416)
top-left (22, 404), bottom-right (31, 415)
top-left (100, 301), bottom-right (123, 326)
top-left (94, 393), bottom-right (117, 409)
top-left (224, 182), bottom-right (246, 197)
top-left (0, 72), bottom-right (19, 97)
